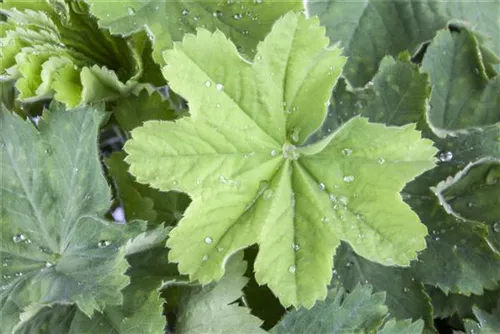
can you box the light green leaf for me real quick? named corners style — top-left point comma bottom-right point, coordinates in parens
top-left (333, 243), bottom-right (433, 328)
top-left (86, 0), bottom-right (303, 64)
top-left (106, 151), bottom-right (191, 226)
top-left (0, 103), bottom-right (145, 333)
top-left (0, 2), bottom-right (144, 106)
top-left (125, 13), bottom-right (437, 307)
top-left (270, 284), bottom-right (388, 334)
top-left (174, 252), bottom-right (265, 334)
top-left (464, 303), bottom-right (500, 334)
top-left (422, 25), bottom-right (500, 135)
top-left (307, 0), bottom-right (500, 86)
top-left (378, 319), bottom-right (424, 334)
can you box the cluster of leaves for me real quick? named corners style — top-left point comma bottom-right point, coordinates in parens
top-left (1, 0), bottom-right (499, 333)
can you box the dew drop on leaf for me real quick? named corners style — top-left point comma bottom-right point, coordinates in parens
top-left (182, 9), bottom-right (189, 16)
top-left (45, 262), bottom-right (54, 268)
top-left (291, 243), bottom-right (300, 251)
top-left (270, 149), bottom-right (278, 156)
top-left (45, 148), bottom-right (51, 155)
top-left (263, 189), bottom-right (273, 200)
top-left (213, 10), bottom-right (223, 17)
top-left (219, 175), bottom-right (228, 184)
top-left (321, 216), bottom-right (329, 223)
top-left (403, 287), bottom-right (410, 293)
top-left (127, 7), bottom-right (135, 15)
top-left (217, 247), bottom-right (224, 252)
top-left (193, 15), bottom-right (200, 21)
top-left (255, 0), bottom-right (263, 3)
top-left (438, 151), bottom-right (453, 162)
top-left (233, 13), bottom-right (243, 20)
top-left (14, 272), bottom-right (23, 277)
top-left (98, 240), bottom-right (111, 248)
top-left (319, 182), bottom-right (326, 191)
top-left (288, 265), bottom-right (296, 274)
top-left (204, 236), bottom-right (213, 244)
top-left (205, 80), bottom-right (212, 87)
top-left (345, 261), bottom-right (353, 268)
top-left (216, 83), bottom-right (224, 91)
top-left (343, 175), bottom-right (355, 183)
top-left (242, 30), bottom-right (249, 35)
top-left (202, 255), bottom-right (209, 261)
top-left (338, 196), bottom-right (348, 206)
top-left (377, 157), bottom-right (385, 164)
top-left (328, 194), bottom-right (336, 202)
top-left (493, 222), bottom-right (500, 232)
top-left (12, 233), bottom-right (26, 243)
top-left (342, 148), bottom-right (352, 156)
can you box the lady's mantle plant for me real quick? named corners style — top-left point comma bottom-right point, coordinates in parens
top-left (1, 0), bottom-right (500, 333)
top-left (125, 12), bottom-right (437, 307)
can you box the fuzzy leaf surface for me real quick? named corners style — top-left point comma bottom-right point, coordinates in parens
top-left (0, 103), bottom-right (145, 333)
top-left (125, 13), bottom-right (437, 307)
top-left (86, 0), bottom-right (302, 63)
top-left (464, 303), bottom-right (500, 334)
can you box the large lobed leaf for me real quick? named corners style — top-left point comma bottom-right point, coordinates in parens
top-left (125, 13), bottom-right (437, 307)
top-left (85, 0), bottom-right (303, 64)
top-left (0, 103), bottom-right (145, 332)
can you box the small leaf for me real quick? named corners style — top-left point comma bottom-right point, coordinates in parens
top-left (126, 13), bottom-right (437, 307)
top-left (0, 103), bottom-right (145, 333)
top-left (464, 304), bottom-right (500, 334)
top-left (173, 252), bottom-right (265, 334)
top-left (270, 284), bottom-right (388, 333)
top-left (378, 319), bottom-right (424, 334)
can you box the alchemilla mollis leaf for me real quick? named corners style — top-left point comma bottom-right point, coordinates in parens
top-left (125, 13), bottom-right (438, 307)
top-left (0, 103), bottom-right (145, 333)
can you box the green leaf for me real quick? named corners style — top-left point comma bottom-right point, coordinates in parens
top-left (112, 89), bottom-right (183, 133)
top-left (378, 319), bottom-right (424, 334)
top-left (306, 0), bottom-right (500, 86)
top-left (0, 2), bottom-right (143, 106)
top-left (422, 25), bottom-right (500, 135)
top-left (464, 303), bottom-right (500, 334)
top-left (85, 0), bottom-right (303, 64)
top-left (333, 243), bottom-right (433, 328)
top-left (270, 284), bottom-right (388, 333)
top-left (13, 225), bottom-right (176, 334)
top-left (125, 13), bottom-right (437, 307)
top-left (173, 252), bottom-right (265, 334)
top-left (0, 103), bottom-right (145, 333)
top-left (106, 152), bottom-right (191, 226)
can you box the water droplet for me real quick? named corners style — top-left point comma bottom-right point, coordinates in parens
top-left (242, 30), bottom-right (249, 35)
top-left (270, 149), bottom-right (278, 156)
top-left (127, 7), bottom-right (135, 15)
top-left (467, 202), bottom-right (475, 208)
top-left (263, 189), bottom-right (273, 200)
top-left (292, 243), bottom-right (300, 251)
top-left (254, 0), bottom-right (263, 3)
top-left (12, 233), bottom-right (26, 243)
top-left (45, 148), bottom-right (51, 154)
top-left (219, 175), bottom-right (228, 184)
top-left (217, 247), bottom-right (224, 252)
top-left (2, 275), bottom-right (11, 279)
top-left (216, 83), bottom-right (224, 91)
top-left (98, 240), bottom-right (111, 248)
top-left (377, 158), bottom-right (385, 164)
top-left (338, 196), bottom-right (348, 206)
top-left (205, 80), bottom-right (212, 87)
top-left (202, 255), bottom-right (209, 261)
top-left (328, 194), bottom-right (336, 202)
top-left (345, 261), bottom-right (353, 268)
top-left (182, 9), bottom-right (189, 16)
top-left (233, 13), bottom-right (242, 20)
top-left (288, 265), bottom-right (296, 274)
top-left (321, 216), bottom-right (329, 223)
top-left (438, 151), bottom-right (453, 162)
top-left (14, 272), bottom-right (23, 277)
top-left (403, 287), bottom-right (410, 293)
top-left (319, 183), bottom-right (326, 191)
top-left (342, 148), bottom-right (353, 156)
top-left (213, 10), bottom-right (223, 17)
top-left (45, 262), bottom-right (54, 268)
top-left (193, 15), bottom-right (200, 21)
top-left (493, 222), bottom-right (500, 232)
top-left (343, 175), bottom-right (355, 183)
top-left (216, 103), bottom-right (221, 108)
top-left (204, 236), bottom-right (213, 244)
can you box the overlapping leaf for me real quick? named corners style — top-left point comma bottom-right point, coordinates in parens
top-left (271, 284), bottom-right (424, 334)
top-left (307, 0), bottom-right (500, 86)
top-left (422, 24), bottom-right (500, 135)
top-left (0, 1), bottom-right (146, 106)
top-left (464, 303), bottom-right (500, 334)
top-left (125, 13), bottom-right (437, 307)
top-left (0, 103), bottom-right (145, 333)
top-left (85, 0), bottom-right (303, 64)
